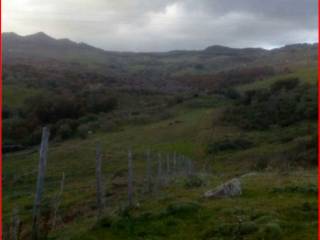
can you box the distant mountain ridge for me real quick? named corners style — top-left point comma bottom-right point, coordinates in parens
top-left (3, 32), bottom-right (102, 56)
top-left (2, 32), bottom-right (318, 79)
top-left (3, 31), bottom-right (317, 55)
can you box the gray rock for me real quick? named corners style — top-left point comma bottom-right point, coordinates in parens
top-left (204, 178), bottom-right (242, 198)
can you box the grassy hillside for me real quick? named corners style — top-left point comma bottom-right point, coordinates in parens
top-left (3, 64), bottom-right (317, 239)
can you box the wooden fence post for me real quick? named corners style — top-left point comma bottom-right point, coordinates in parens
top-left (96, 143), bottom-right (105, 218)
top-left (128, 149), bottom-right (133, 207)
top-left (32, 127), bottom-right (50, 240)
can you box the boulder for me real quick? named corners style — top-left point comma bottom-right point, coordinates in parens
top-left (204, 178), bottom-right (242, 198)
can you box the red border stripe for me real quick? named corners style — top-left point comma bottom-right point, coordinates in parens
top-left (315, 2), bottom-right (319, 240)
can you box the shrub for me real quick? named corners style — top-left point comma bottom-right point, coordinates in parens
top-left (184, 175), bottom-right (204, 188)
top-left (258, 222), bottom-right (282, 240)
top-left (77, 124), bottom-right (89, 139)
top-left (175, 96), bottom-right (184, 104)
top-left (100, 120), bottom-right (119, 132)
top-left (166, 95), bottom-right (184, 107)
top-left (207, 137), bottom-right (254, 154)
top-left (270, 77), bottom-right (299, 92)
top-left (215, 223), bottom-right (238, 236)
top-left (24, 93), bottom-right (82, 124)
top-left (78, 114), bottom-right (98, 124)
top-left (85, 93), bottom-right (118, 114)
top-left (57, 123), bottom-right (73, 140)
top-left (283, 136), bottom-right (318, 166)
top-left (24, 127), bottom-right (43, 146)
top-left (254, 157), bottom-right (270, 171)
top-left (3, 118), bottom-right (29, 143)
top-left (239, 221), bottom-right (258, 235)
top-left (220, 87), bottom-right (241, 99)
top-left (166, 202), bottom-right (200, 216)
top-left (96, 216), bottom-right (113, 228)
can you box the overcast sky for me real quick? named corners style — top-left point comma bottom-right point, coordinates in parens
top-left (3, 0), bottom-right (318, 52)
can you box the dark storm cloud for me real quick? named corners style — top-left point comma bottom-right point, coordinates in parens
top-left (3, 0), bottom-right (318, 51)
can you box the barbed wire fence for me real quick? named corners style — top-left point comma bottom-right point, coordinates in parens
top-left (5, 127), bottom-right (202, 240)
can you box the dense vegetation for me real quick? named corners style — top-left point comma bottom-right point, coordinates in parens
top-left (3, 87), bottom-right (118, 149)
top-left (224, 77), bottom-right (317, 129)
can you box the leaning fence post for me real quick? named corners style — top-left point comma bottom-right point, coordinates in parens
top-left (32, 127), bottom-right (50, 240)
top-left (52, 172), bottom-right (65, 228)
top-left (128, 149), bottom-right (133, 207)
top-left (96, 143), bottom-right (105, 218)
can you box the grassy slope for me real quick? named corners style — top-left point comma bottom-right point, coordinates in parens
top-left (3, 68), bottom-right (317, 239)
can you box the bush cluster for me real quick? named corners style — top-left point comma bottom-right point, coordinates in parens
top-left (224, 78), bottom-right (317, 130)
top-left (3, 89), bottom-right (118, 148)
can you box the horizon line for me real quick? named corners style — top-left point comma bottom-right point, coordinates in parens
top-left (2, 31), bottom-right (318, 53)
